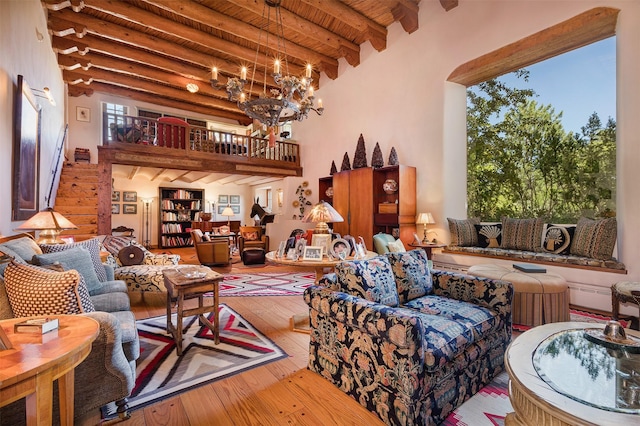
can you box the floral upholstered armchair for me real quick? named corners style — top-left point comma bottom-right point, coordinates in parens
top-left (304, 249), bottom-right (513, 426)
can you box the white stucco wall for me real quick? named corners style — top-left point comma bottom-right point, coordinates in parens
top-left (0, 0), bottom-right (66, 236)
top-left (294, 0), bottom-right (640, 280)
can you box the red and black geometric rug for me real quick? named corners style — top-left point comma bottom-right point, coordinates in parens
top-left (219, 272), bottom-right (315, 296)
top-left (103, 304), bottom-right (287, 417)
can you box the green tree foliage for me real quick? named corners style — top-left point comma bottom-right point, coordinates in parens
top-left (467, 72), bottom-right (616, 222)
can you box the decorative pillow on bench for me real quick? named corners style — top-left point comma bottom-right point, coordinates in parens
top-left (501, 217), bottom-right (545, 252)
top-left (570, 217), bottom-right (617, 260)
top-left (447, 217), bottom-right (480, 246)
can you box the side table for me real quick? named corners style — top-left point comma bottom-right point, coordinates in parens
top-left (0, 315), bottom-right (99, 425)
top-left (163, 266), bottom-right (224, 356)
top-left (408, 242), bottom-right (446, 260)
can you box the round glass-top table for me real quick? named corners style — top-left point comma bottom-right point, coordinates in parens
top-left (533, 327), bottom-right (640, 413)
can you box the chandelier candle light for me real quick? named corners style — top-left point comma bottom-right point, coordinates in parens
top-left (210, 0), bottom-right (323, 127)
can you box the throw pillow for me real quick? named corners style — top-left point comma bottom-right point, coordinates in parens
top-left (542, 224), bottom-right (575, 254)
top-left (475, 223), bottom-right (502, 248)
top-left (0, 246), bottom-right (27, 278)
top-left (570, 217), bottom-right (617, 260)
top-left (387, 239), bottom-right (406, 253)
top-left (40, 238), bottom-right (108, 282)
top-left (0, 236), bottom-right (42, 262)
top-left (386, 249), bottom-right (432, 304)
top-left (242, 231), bottom-right (259, 241)
top-left (335, 256), bottom-right (399, 307)
top-left (4, 262), bottom-right (95, 316)
top-left (500, 217), bottom-right (545, 251)
top-left (447, 217), bottom-right (480, 246)
top-left (32, 246), bottom-right (102, 295)
top-left (101, 235), bottom-right (136, 257)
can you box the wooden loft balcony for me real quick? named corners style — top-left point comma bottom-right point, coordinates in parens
top-left (95, 113), bottom-right (303, 234)
top-left (99, 113), bottom-right (303, 176)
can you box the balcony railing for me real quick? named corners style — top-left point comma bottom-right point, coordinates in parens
top-left (102, 113), bottom-right (300, 165)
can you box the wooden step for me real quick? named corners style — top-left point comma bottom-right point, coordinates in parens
top-left (62, 215), bottom-right (97, 226)
top-left (53, 205), bottom-right (98, 215)
top-left (56, 188), bottom-right (99, 198)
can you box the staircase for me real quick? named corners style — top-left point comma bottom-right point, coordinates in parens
top-left (53, 162), bottom-right (99, 240)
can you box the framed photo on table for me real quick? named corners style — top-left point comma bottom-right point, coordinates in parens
top-left (311, 234), bottom-right (331, 256)
top-left (330, 238), bottom-right (351, 260)
top-left (303, 246), bottom-right (323, 261)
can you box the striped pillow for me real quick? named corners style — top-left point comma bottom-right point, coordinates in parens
top-left (447, 217), bottom-right (480, 246)
top-left (4, 262), bottom-right (95, 317)
top-left (501, 217), bottom-right (544, 251)
top-left (570, 217), bottom-right (617, 260)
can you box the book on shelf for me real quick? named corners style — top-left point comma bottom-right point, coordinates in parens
top-left (14, 317), bottom-right (59, 334)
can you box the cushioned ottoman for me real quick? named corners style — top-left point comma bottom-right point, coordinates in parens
top-left (468, 264), bottom-right (569, 327)
top-left (115, 264), bottom-right (196, 292)
top-left (242, 248), bottom-right (266, 265)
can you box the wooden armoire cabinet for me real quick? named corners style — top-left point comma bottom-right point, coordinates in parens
top-left (322, 165), bottom-right (416, 249)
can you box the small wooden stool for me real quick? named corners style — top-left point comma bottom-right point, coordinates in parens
top-left (163, 267), bottom-right (224, 355)
top-left (468, 264), bottom-right (570, 327)
top-left (611, 281), bottom-right (640, 330)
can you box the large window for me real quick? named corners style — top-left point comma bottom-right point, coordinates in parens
top-left (465, 41), bottom-right (616, 222)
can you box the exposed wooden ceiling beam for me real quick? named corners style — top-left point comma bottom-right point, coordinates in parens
top-left (87, 81), bottom-right (252, 125)
top-left (150, 168), bottom-right (167, 181)
top-left (440, 0), bottom-right (459, 12)
top-left (296, 0), bottom-right (388, 51)
top-left (127, 166), bottom-right (140, 180)
top-left (142, 0), bottom-right (360, 68)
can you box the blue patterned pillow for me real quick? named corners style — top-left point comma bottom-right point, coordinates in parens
top-left (40, 238), bottom-right (107, 282)
top-left (385, 249), bottom-right (432, 304)
top-left (335, 256), bottom-right (399, 307)
top-left (0, 236), bottom-right (42, 262)
top-left (33, 246), bottom-right (102, 295)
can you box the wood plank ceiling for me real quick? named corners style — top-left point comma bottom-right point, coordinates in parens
top-left (44, 0), bottom-right (458, 125)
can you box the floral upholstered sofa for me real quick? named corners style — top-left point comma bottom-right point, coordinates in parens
top-left (304, 249), bottom-right (513, 426)
top-left (99, 235), bottom-right (193, 292)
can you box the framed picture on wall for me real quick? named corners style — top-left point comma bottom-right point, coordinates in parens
top-left (218, 195), bottom-right (228, 204)
top-left (112, 191), bottom-right (120, 202)
top-left (123, 191), bottom-right (137, 202)
top-left (123, 204), bottom-right (137, 214)
top-left (112, 204), bottom-right (120, 214)
top-left (76, 106), bottom-right (91, 122)
top-left (217, 204), bottom-right (227, 214)
top-left (231, 205), bottom-right (240, 214)
top-left (229, 195), bottom-right (240, 204)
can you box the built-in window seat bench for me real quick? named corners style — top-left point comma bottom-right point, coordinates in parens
top-left (432, 217), bottom-right (629, 315)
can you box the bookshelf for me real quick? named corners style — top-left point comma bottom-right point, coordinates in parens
top-left (159, 187), bottom-right (204, 248)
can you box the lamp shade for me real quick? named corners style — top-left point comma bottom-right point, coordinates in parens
top-left (221, 206), bottom-right (234, 217)
top-left (15, 208), bottom-right (77, 244)
top-left (302, 201), bottom-right (344, 234)
top-left (416, 212), bottom-right (435, 225)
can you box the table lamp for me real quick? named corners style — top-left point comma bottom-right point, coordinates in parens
top-left (15, 207), bottom-right (78, 244)
top-left (416, 212), bottom-right (436, 244)
top-left (221, 205), bottom-right (234, 227)
top-left (302, 201), bottom-right (344, 234)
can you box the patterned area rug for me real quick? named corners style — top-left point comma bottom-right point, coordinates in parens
top-left (443, 309), bottom-right (622, 425)
top-left (219, 272), bottom-right (315, 296)
top-left (103, 304), bottom-right (287, 417)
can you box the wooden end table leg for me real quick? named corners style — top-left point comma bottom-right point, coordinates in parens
top-left (214, 282), bottom-right (220, 344)
top-left (28, 370), bottom-right (54, 425)
top-left (58, 369), bottom-right (75, 426)
top-left (176, 291), bottom-right (184, 356)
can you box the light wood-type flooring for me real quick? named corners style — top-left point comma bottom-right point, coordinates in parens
top-left (78, 247), bottom-right (384, 426)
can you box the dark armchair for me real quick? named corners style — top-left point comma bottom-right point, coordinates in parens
top-left (191, 230), bottom-right (230, 266)
top-left (237, 226), bottom-right (269, 253)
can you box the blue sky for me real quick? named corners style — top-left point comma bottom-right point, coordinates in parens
top-left (495, 37), bottom-right (616, 134)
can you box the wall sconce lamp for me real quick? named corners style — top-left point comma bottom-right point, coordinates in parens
top-left (32, 87), bottom-right (56, 106)
top-left (416, 212), bottom-right (436, 244)
top-left (15, 207), bottom-right (77, 244)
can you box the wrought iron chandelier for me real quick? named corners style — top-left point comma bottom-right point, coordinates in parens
top-left (210, 0), bottom-right (323, 128)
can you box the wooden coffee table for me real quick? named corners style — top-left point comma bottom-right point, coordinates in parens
top-left (505, 322), bottom-right (640, 425)
top-left (0, 315), bottom-right (99, 425)
top-left (163, 266), bottom-right (224, 356)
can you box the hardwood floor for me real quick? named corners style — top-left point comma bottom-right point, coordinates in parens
top-left (79, 248), bottom-right (384, 426)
